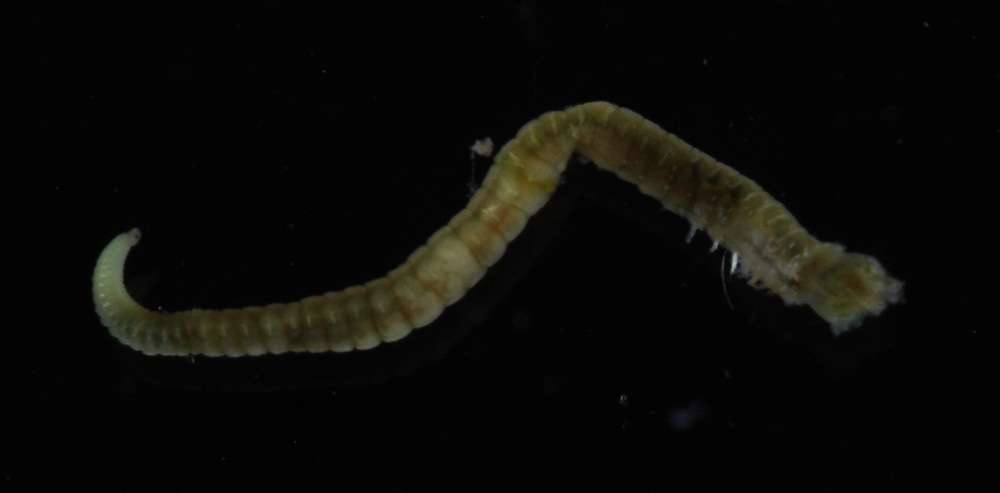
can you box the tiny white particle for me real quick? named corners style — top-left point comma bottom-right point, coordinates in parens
top-left (469, 137), bottom-right (494, 158)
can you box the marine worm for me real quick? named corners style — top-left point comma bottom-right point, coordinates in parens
top-left (93, 102), bottom-right (903, 356)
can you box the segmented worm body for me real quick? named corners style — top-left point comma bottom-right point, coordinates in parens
top-left (94, 102), bottom-right (903, 356)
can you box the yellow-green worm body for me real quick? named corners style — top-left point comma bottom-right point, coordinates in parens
top-left (93, 102), bottom-right (903, 356)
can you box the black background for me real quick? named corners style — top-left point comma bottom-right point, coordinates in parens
top-left (22, 2), bottom-right (991, 489)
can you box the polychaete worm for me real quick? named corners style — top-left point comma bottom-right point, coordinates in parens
top-left (93, 101), bottom-right (904, 357)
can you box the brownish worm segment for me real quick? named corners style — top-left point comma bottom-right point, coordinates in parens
top-left (93, 102), bottom-right (903, 356)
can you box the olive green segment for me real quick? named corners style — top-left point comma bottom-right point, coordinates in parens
top-left (367, 277), bottom-right (413, 343)
top-left (698, 167), bottom-right (759, 240)
top-left (143, 322), bottom-right (175, 356)
top-left (161, 311), bottom-right (200, 356)
top-left (479, 158), bottom-right (552, 215)
top-left (189, 309), bottom-right (232, 357)
top-left (573, 104), bottom-right (664, 183)
top-left (774, 229), bottom-right (816, 267)
top-left (613, 116), bottom-right (672, 185)
top-left (506, 109), bottom-right (575, 170)
top-left (448, 208), bottom-right (507, 268)
top-left (315, 292), bottom-right (355, 353)
top-left (342, 285), bottom-right (381, 351)
top-left (661, 149), bottom-right (710, 221)
top-left (171, 309), bottom-right (218, 357)
top-left (513, 110), bottom-right (569, 146)
top-left (93, 285), bottom-right (126, 339)
top-left (299, 295), bottom-right (332, 353)
top-left (571, 101), bottom-right (619, 126)
top-left (684, 154), bottom-right (746, 228)
top-left (255, 303), bottom-right (290, 354)
top-left (728, 188), bottom-right (771, 238)
top-left (107, 309), bottom-right (143, 351)
top-left (167, 318), bottom-right (197, 356)
top-left (580, 125), bottom-right (624, 173)
top-left (149, 312), bottom-right (186, 356)
top-left (399, 246), bottom-right (450, 304)
top-left (276, 303), bottom-right (309, 353)
top-left (390, 267), bottom-right (445, 329)
top-left (760, 212), bottom-right (800, 257)
top-left (426, 225), bottom-right (487, 285)
top-left (220, 309), bottom-right (253, 357)
top-left (597, 106), bottom-right (660, 181)
top-left (129, 316), bottom-right (158, 355)
top-left (464, 186), bottom-right (529, 243)
top-left (634, 130), bottom-right (688, 201)
top-left (229, 306), bottom-right (268, 356)
top-left (122, 320), bottom-right (146, 353)
top-left (746, 202), bottom-right (796, 257)
top-left (493, 141), bottom-right (564, 201)
top-left (413, 228), bottom-right (483, 306)
top-left (262, 302), bottom-right (307, 354)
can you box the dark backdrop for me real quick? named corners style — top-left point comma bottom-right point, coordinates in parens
top-left (22, 2), bottom-right (991, 489)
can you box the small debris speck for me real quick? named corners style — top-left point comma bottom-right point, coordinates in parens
top-left (470, 137), bottom-right (494, 158)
